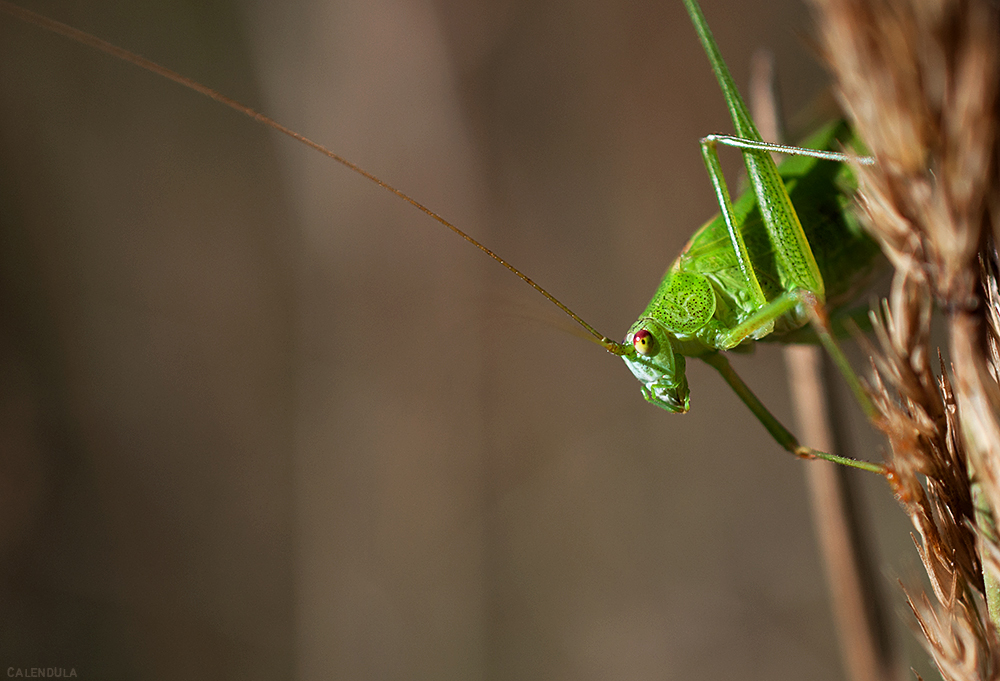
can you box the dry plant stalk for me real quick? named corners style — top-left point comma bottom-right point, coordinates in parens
top-left (808, 0), bottom-right (1000, 677)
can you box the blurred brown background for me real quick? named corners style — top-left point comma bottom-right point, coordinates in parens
top-left (0, 0), bottom-right (918, 679)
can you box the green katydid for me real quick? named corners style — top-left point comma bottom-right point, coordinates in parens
top-left (619, 0), bottom-right (886, 473)
top-left (0, 0), bottom-right (884, 475)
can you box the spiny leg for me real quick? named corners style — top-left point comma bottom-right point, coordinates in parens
top-left (702, 134), bottom-right (875, 166)
top-left (701, 352), bottom-right (885, 475)
top-left (705, 287), bottom-right (882, 471)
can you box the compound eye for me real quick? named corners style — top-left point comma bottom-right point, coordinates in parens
top-left (632, 329), bottom-right (658, 356)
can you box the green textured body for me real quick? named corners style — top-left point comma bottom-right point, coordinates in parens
top-left (641, 121), bottom-right (881, 355)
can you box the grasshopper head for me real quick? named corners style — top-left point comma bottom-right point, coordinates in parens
top-left (622, 319), bottom-right (690, 413)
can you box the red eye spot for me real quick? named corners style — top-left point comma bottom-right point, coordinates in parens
top-left (632, 329), bottom-right (657, 356)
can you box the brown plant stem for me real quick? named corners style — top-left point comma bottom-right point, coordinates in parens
top-left (787, 346), bottom-right (900, 681)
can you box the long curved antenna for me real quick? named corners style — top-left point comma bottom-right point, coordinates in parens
top-left (0, 0), bottom-right (632, 357)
